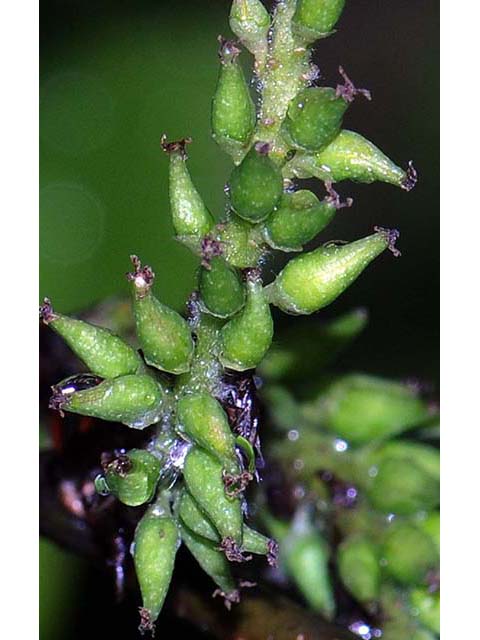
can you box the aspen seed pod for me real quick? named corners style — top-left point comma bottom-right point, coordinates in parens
top-left (337, 536), bottom-right (380, 605)
top-left (284, 70), bottom-right (371, 152)
top-left (161, 136), bottom-right (215, 240)
top-left (176, 393), bottom-right (239, 474)
top-left (199, 257), bottom-right (246, 318)
top-left (127, 256), bottom-right (194, 374)
top-left (50, 374), bottom-right (165, 429)
top-left (229, 142), bottom-right (284, 222)
top-left (216, 214), bottom-right (265, 268)
top-left (212, 38), bottom-right (256, 161)
top-left (292, 130), bottom-right (417, 190)
top-left (382, 523), bottom-right (438, 586)
top-left (133, 506), bottom-right (180, 633)
top-left (220, 269), bottom-right (274, 371)
top-left (229, 0), bottom-right (271, 58)
top-left (183, 447), bottom-right (245, 558)
top-left (262, 188), bottom-right (344, 252)
top-left (39, 298), bottom-right (141, 379)
top-left (103, 449), bottom-right (161, 507)
top-left (409, 587), bottom-right (440, 635)
top-left (293, 0), bottom-right (346, 42)
top-left (267, 227), bottom-right (400, 315)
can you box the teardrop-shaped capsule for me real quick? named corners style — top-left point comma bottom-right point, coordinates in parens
top-left (161, 136), bottom-right (215, 241)
top-left (229, 0), bottom-right (271, 58)
top-left (293, 0), bottom-right (346, 43)
top-left (199, 257), bottom-right (246, 318)
top-left (39, 298), bottom-right (141, 378)
top-left (382, 522), bottom-right (438, 586)
top-left (50, 374), bottom-right (165, 429)
top-left (337, 536), bottom-right (380, 605)
top-left (103, 449), bottom-right (161, 506)
top-left (409, 587), bottom-right (440, 635)
top-left (229, 143), bottom-right (284, 222)
top-left (127, 256), bottom-right (194, 374)
top-left (212, 38), bottom-right (256, 161)
top-left (221, 269), bottom-right (274, 371)
top-left (176, 393), bottom-right (239, 474)
top-left (262, 187), bottom-right (346, 252)
top-left (133, 504), bottom-right (180, 633)
top-left (290, 130), bottom-right (417, 190)
top-left (216, 214), bottom-right (265, 268)
top-left (267, 227), bottom-right (400, 315)
top-left (183, 447), bottom-right (245, 559)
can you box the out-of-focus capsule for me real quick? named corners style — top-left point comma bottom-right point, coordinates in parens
top-left (50, 373), bottom-right (165, 429)
top-left (293, 0), bottom-right (346, 42)
top-left (199, 257), bottom-right (246, 318)
top-left (409, 587), bottom-right (440, 635)
top-left (127, 256), bottom-right (194, 374)
top-left (220, 269), bottom-right (274, 371)
top-left (229, 142), bottom-right (284, 222)
top-left (266, 227), bottom-right (400, 315)
top-left (212, 38), bottom-right (256, 161)
top-left (382, 523), bottom-right (439, 586)
top-left (39, 298), bottom-right (141, 378)
top-left (133, 504), bottom-right (180, 633)
top-left (417, 511), bottom-right (440, 551)
top-left (161, 136), bottom-right (215, 241)
top-left (229, 0), bottom-right (271, 58)
top-left (102, 449), bottom-right (161, 506)
top-left (337, 536), bottom-right (380, 605)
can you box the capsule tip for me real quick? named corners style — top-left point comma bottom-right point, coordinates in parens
top-left (325, 181), bottom-right (353, 210)
top-left (160, 134), bottom-right (192, 159)
top-left (401, 161), bottom-right (418, 191)
top-left (267, 538), bottom-right (279, 568)
top-left (200, 235), bottom-right (224, 269)
top-left (336, 66), bottom-right (372, 103)
top-left (219, 536), bottom-right (252, 563)
top-left (212, 587), bottom-right (241, 610)
top-left (222, 469), bottom-right (254, 498)
top-left (254, 140), bottom-right (272, 156)
top-left (374, 226), bottom-right (401, 257)
top-left (126, 255), bottom-right (155, 297)
top-left (48, 385), bottom-right (68, 416)
top-left (218, 36), bottom-right (241, 63)
top-left (39, 297), bottom-right (58, 324)
top-left (138, 607), bottom-right (155, 636)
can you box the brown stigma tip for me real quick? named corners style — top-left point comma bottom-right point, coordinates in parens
top-left (106, 454), bottom-right (133, 478)
top-left (374, 226), bottom-right (401, 257)
top-left (160, 134), bottom-right (192, 159)
top-left (218, 36), bottom-right (241, 63)
top-left (39, 297), bottom-right (58, 324)
top-left (212, 588), bottom-right (241, 610)
top-left (138, 607), bottom-right (155, 636)
top-left (336, 66), bottom-right (372, 103)
top-left (200, 235), bottom-right (224, 269)
top-left (242, 267), bottom-right (262, 284)
top-left (254, 140), bottom-right (272, 156)
top-left (401, 160), bottom-right (418, 191)
top-left (267, 538), bottom-right (280, 568)
top-left (48, 385), bottom-right (68, 416)
top-left (324, 181), bottom-right (353, 210)
top-left (126, 255), bottom-right (155, 296)
top-left (219, 537), bottom-right (252, 563)
top-left (222, 470), bottom-right (254, 498)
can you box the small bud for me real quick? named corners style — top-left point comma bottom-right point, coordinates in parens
top-left (293, 0), bottom-right (346, 43)
top-left (220, 270), bottom-right (274, 371)
top-left (133, 507), bottom-right (180, 633)
top-left (161, 135), bottom-right (215, 241)
top-left (229, 0), bottom-right (271, 57)
top-left (50, 374), bottom-right (165, 429)
top-left (338, 536), bottom-right (380, 605)
top-left (228, 143), bottom-right (284, 222)
top-left (103, 449), bottom-right (161, 507)
top-left (212, 38), bottom-right (256, 161)
top-left (266, 228), bottom-right (399, 315)
top-left (382, 522), bottom-right (439, 586)
top-left (262, 188), bottom-right (341, 251)
top-left (128, 256), bottom-right (194, 374)
top-left (409, 587), bottom-right (440, 635)
top-left (39, 298), bottom-right (141, 379)
top-left (176, 393), bottom-right (239, 474)
top-left (199, 256), bottom-right (246, 318)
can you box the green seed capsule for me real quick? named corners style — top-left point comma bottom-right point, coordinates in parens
top-left (103, 449), bottom-right (161, 506)
top-left (291, 130), bottom-right (417, 190)
top-left (183, 447), bottom-right (244, 557)
top-left (176, 393), bottom-right (239, 473)
top-left (39, 298), bottom-right (141, 379)
top-left (161, 136), bottom-right (215, 240)
top-left (262, 188), bottom-right (344, 252)
top-left (417, 512), bottom-right (440, 551)
top-left (180, 523), bottom-right (239, 605)
top-left (267, 227), bottom-right (400, 315)
top-left (316, 374), bottom-right (432, 445)
top-left (212, 38), bottom-right (256, 161)
top-left (229, 0), bottom-right (271, 58)
top-left (284, 70), bottom-right (370, 153)
top-left (229, 143), bottom-right (284, 222)
top-left (409, 587), bottom-right (440, 635)
top-left (51, 374), bottom-right (165, 429)
top-left (133, 505), bottom-right (180, 633)
top-left (216, 214), bottom-right (265, 268)
top-left (337, 536), bottom-right (380, 605)
top-left (293, 0), bottom-right (346, 41)
top-left (128, 256), bottom-right (194, 374)
top-left (382, 523), bottom-right (438, 586)
top-left (220, 270), bottom-right (274, 371)
top-left (199, 257), bottom-right (246, 318)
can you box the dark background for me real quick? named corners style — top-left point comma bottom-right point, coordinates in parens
top-left (40, 1), bottom-right (439, 637)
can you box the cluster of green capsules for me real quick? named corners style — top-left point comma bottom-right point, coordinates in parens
top-left (259, 312), bottom-right (439, 640)
top-left (40, 0), bottom-right (420, 634)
